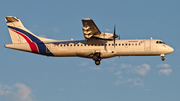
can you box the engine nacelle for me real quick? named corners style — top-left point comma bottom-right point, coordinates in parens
top-left (95, 32), bottom-right (114, 40)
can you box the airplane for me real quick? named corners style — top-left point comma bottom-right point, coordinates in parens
top-left (4, 16), bottom-right (174, 65)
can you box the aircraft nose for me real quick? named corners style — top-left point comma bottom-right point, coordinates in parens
top-left (168, 47), bottom-right (174, 53)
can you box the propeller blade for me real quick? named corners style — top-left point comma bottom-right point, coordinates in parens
top-left (114, 25), bottom-right (116, 37)
top-left (113, 25), bottom-right (116, 48)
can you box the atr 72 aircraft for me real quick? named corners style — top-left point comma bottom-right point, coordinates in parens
top-left (4, 16), bottom-right (174, 65)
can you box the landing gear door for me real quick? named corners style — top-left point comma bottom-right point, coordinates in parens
top-left (144, 40), bottom-right (151, 51)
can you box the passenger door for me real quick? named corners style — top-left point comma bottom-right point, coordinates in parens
top-left (144, 40), bottom-right (151, 51)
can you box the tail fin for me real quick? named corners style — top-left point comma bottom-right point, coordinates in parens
top-left (5, 16), bottom-right (55, 44)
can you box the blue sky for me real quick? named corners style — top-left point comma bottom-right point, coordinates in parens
top-left (0, 0), bottom-right (180, 101)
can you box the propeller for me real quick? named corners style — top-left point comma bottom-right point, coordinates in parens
top-left (113, 25), bottom-right (118, 48)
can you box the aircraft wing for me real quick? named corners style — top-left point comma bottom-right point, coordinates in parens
top-left (82, 18), bottom-right (101, 39)
top-left (82, 18), bottom-right (115, 40)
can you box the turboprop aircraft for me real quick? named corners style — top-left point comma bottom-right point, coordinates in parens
top-left (4, 16), bottom-right (174, 65)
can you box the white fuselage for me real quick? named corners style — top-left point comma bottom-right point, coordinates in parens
top-left (5, 39), bottom-right (174, 59)
top-left (43, 39), bottom-right (173, 58)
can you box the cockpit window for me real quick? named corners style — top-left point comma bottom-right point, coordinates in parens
top-left (156, 41), bottom-right (165, 44)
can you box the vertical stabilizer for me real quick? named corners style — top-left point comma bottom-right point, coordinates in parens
top-left (4, 16), bottom-right (55, 56)
top-left (5, 16), bottom-right (55, 44)
top-left (5, 16), bottom-right (41, 43)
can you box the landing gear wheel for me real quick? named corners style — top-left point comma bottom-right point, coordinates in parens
top-left (161, 57), bottom-right (165, 61)
top-left (95, 60), bottom-right (100, 65)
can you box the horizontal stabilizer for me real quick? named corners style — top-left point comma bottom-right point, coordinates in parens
top-left (5, 16), bottom-right (19, 22)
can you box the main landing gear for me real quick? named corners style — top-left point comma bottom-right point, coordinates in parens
top-left (92, 53), bottom-right (101, 65)
top-left (161, 54), bottom-right (165, 61)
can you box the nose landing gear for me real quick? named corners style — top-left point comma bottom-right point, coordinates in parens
top-left (161, 54), bottom-right (165, 61)
top-left (161, 57), bottom-right (165, 61)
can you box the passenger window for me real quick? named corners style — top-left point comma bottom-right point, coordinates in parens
top-left (122, 44), bottom-right (124, 46)
top-left (119, 44), bottom-right (121, 46)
